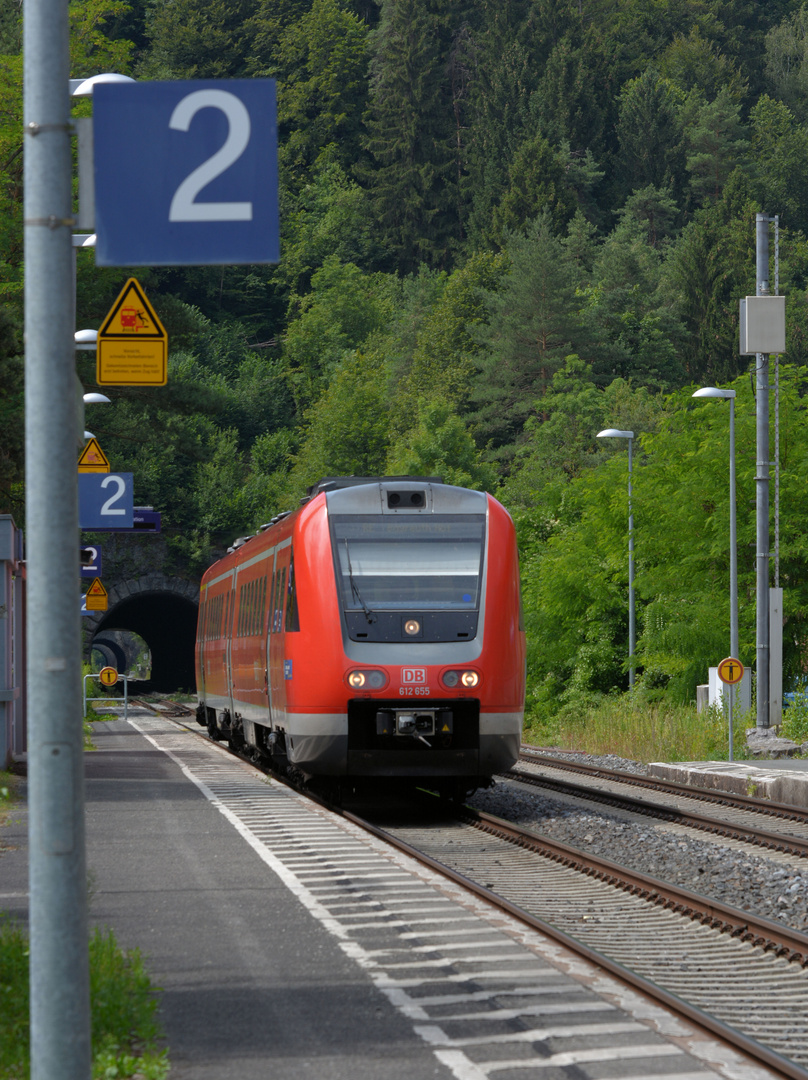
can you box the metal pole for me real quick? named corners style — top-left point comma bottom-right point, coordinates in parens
top-left (728, 683), bottom-right (734, 762)
top-left (755, 213), bottom-right (770, 731)
top-left (729, 396), bottom-right (738, 661)
top-left (24, 0), bottom-right (92, 1074)
top-left (628, 437), bottom-right (635, 689)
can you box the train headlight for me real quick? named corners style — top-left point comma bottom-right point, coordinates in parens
top-left (347, 669), bottom-right (388, 690)
top-left (404, 619), bottom-right (421, 636)
top-left (442, 669), bottom-right (480, 689)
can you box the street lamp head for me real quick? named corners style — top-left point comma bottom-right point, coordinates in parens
top-left (71, 73), bottom-right (136, 98)
top-left (83, 431), bottom-right (96, 440)
top-left (693, 387), bottom-right (736, 400)
top-left (597, 428), bottom-right (634, 439)
top-left (83, 393), bottom-right (111, 404)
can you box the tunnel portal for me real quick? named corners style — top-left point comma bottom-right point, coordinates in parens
top-left (84, 576), bottom-right (199, 692)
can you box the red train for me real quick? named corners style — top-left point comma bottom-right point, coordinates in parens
top-left (195, 477), bottom-right (525, 796)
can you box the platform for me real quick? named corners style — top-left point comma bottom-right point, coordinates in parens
top-left (649, 757), bottom-right (808, 807)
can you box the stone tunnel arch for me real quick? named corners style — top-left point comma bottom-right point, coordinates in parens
top-left (91, 637), bottom-right (128, 671)
top-left (83, 575), bottom-right (199, 692)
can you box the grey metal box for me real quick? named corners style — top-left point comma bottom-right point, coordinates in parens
top-left (740, 295), bottom-right (786, 354)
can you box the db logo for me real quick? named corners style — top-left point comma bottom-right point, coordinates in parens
top-left (401, 668), bottom-right (427, 684)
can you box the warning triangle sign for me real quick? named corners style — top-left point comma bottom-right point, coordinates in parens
top-left (77, 438), bottom-right (110, 473)
top-left (86, 577), bottom-right (107, 598)
top-left (85, 577), bottom-right (108, 611)
top-left (99, 278), bottom-right (166, 339)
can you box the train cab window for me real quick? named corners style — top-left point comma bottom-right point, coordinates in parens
top-left (331, 515), bottom-right (486, 612)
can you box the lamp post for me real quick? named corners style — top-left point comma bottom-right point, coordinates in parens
top-left (597, 429), bottom-right (635, 688)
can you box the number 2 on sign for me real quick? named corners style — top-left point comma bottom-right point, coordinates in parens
top-left (100, 475), bottom-right (127, 516)
top-left (169, 90), bottom-right (253, 223)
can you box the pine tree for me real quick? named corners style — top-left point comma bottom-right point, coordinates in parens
top-left (614, 69), bottom-right (685, 203)
top-left (469, 212), bottom-right (587, 457)
top-left (362, 0), bottom-right (469, 271)
top-left (685, 85), bottom-right (749, 203)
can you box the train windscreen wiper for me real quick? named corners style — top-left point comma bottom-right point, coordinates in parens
top-left (344, 540), bottom-right (376, 623)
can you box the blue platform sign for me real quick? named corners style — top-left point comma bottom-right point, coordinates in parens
top-left (93, 80), bottom-right (279, 267)
top-left (79, 473), bottom-right (134, 530)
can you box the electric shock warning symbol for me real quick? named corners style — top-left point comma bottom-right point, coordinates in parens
top-left (97, 277), bottom-right (168, 386)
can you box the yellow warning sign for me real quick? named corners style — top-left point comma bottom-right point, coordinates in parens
top-left (85, 577), bottom-right (108, 611)
top-left (77, 437), bottom-right (110, 473)
top-left (717, 656), bottom-right (744, 685)
top-left (99, 665), bottom-right (118, 686)
top-left (97, 277), bottom-right (168, 387)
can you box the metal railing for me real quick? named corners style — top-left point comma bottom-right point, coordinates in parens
top-left (82, 672), bottom-right (129, 721)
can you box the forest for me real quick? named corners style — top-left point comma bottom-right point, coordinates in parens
top-left (4, 0), bottom-right (808, 722)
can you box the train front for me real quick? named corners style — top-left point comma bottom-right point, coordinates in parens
top-left (287, 479), bottom-right (525, 792)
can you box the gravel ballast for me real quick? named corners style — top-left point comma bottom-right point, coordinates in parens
top-left (468, 752), bottom-right (808, 934)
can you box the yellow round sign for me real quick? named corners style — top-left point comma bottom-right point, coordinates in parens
top-left (99, 666), bottom-right (119, 687)
top-left (717, 657), bottom-right (744, 685)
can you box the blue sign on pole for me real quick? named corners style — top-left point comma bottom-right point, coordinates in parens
top-left (93, 80), bottom-right (279, 267)
top-left (79, 473), bottom-right (134, 530)
top-left (80, 544), bottom-right (102, 578)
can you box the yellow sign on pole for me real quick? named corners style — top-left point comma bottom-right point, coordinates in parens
top-left (85, 577), bottom-right (108, 611)
top-left (97, 277), bottom-right (168, 387)
top-left (717, 656), bottom-right (744, 685)
top-left (98, 666), bottom-right (118, 687)
top-left (77, 437), bottom-right (110, 473)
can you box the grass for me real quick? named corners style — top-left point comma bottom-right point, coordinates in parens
top-left (0, 919), bottom-right (168, 1079)
top-left (523, 692), bottom-right (753, 762)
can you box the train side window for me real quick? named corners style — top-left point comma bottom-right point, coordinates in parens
top-left (285, 555), bottom-right (300, 632)
top-left (268, 569), bottom-right (276, 634)
top-left (260, 576), bottom-right (267, 634)
top-left (249, 580), bottom-right (255, 636)
top-left (278, 567), bottom-right (288, 631)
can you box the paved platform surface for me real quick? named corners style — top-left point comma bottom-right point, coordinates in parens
top-left (0, 710), bottom-right (782, 1079)
top-left (649, 758), bottom-right (808, 806)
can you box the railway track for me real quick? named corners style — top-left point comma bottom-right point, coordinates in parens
top-left (509, 752), bottom-right (808, 857)
top-left (129, 702), bottom-right (808, 1077)
top-left (352, 797), bottom-right (808, 1077)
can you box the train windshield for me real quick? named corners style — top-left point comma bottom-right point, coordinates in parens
top-left (331, 515), bottom-right (485, 611)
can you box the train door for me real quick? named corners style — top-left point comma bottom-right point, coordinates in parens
top-left (224, 580), bottom-right (236, 719)
top-left (265, 550), bottom-right (276, 723)
top-left (196, 585), bottom-right (207, 698)
top-left (268, 541), bottom-right (291, 727)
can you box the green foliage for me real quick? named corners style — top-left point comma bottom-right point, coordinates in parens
top-left (362, 0), bottom-right (464, 270)
top-left (525, 691), bottom-right (744, 763)
top-left (780, 690), bottom-right (808, 744)
top-left (614, 69), bottom-right (686, 204)
top-left (271, 0), bottom-right (370, 185)
top-left (685, 85), bottom-right (749, 204)
top-left (387, 399), bottom-right (498, 491)
top-left (141, 0), bottom-right (258, 78)
top-left (765, 5), bottom-right (808, 123)
top-left (0, 920), bottom-right (167, 1079)
top-left (290, 349), bottom-right (392, 488)
top-left (470, 213), bottom-right (588, 456)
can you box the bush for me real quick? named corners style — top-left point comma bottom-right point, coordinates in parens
top-left (0, 920), bottom-right (168, 1079)
top-left (781, 689), bottom-right (808, 744)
